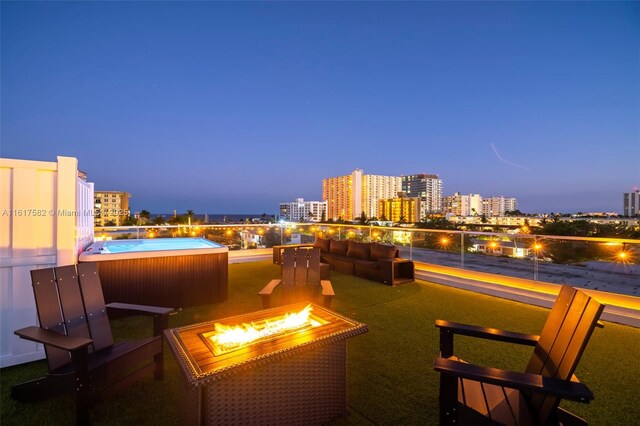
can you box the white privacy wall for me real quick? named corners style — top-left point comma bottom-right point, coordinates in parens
top-left (76, 176), bottom-right (95, 256)
top-left (0, 156), bottom-right (94, 367)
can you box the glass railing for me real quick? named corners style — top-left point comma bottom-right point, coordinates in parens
top-left (94, 223), bottom-right (639, 297)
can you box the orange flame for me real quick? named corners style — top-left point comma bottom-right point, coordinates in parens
top-left (209, 304), bottom-right (316, 352)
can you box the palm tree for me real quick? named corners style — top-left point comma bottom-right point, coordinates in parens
top-left (140, 209), bottom-right (151, 224)
top-left (186, 209), bottom-right (195, 225)
top-left (358, 211), bottom-right (367, 225)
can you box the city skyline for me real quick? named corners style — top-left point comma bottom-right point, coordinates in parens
top-left (2, 2), bottom-right (638, 214)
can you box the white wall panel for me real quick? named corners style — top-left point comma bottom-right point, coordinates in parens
top-left (0, 156), bottom-right (94, 367)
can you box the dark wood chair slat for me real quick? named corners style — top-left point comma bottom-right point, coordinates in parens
top-left (55, 265), bottom-right (92, 345)
top-left (30, 268), bottom-right (70, 371)
top-left (77, 263), bottom-right (113, 351)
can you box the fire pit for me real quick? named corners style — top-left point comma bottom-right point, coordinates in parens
top-left (164, 303), bottom-right (368, 425)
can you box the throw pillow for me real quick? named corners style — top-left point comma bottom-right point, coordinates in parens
top-left (370, 242), bottom-right (398, 260)
top-left (329, 239), bottom-right (348, 255)
top-left (347, 240), bottom-right (371, 259)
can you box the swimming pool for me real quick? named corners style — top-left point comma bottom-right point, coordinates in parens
top-left (79, 238), bottom-right (228, 308)
top-left (80, 237), bottom-right (227, 259)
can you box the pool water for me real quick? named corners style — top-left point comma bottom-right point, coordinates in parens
top-left (85, 238), bottom-right (223, 254)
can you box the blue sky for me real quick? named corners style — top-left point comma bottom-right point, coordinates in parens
top-left (2, 2), bottom-right (638, 214)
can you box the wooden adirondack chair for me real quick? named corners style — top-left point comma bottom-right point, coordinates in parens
top-left (11, 262), bottom-right (174, 425)
top-left (259, 247), bottom-right (335, 308)
top-left (434, 285), bottom-right (605, 426)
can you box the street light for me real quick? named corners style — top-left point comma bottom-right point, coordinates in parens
top-left (617, 243), bottom-right (630, 263)
top-left (439, 236), bottom-right (450, 252)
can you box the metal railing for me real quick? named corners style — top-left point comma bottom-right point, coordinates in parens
top-left (94, 222), bottom-right (639, 295)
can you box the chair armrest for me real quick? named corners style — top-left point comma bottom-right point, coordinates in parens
top-left (434, 357), bottom-right (594, 402)
top-left (435, 319), bottom-right (539, 346)
top-left (320, 280), bottom-right (335, 297)
top-left (259, 279), bottom-right (281, 309)
top-left (106, 303), bottom-right (175, 316)
top-left (14, 326), bottom-right (93, 351)
top-left (259, 279), bottom-right (281, 296)
top-left (107, 303), bottom-right (175, 336)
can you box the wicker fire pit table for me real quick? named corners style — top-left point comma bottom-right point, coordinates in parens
top-left (164, 302), bottom-right (369, 425)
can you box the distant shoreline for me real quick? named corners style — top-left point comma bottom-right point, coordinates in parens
top-left (149, 213), bottom-right (276, 222)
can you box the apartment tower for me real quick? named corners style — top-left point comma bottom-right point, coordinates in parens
top-left (378, 195), bottom-right (421, 223)
top-left (623, 189), bottom-right (640, 216)
top-left (442, 192), bottom-right (483, 216)
top-left (482, 196), bottom-right (518, 217)
top-left (322, 169), bottom-right (401, 221)
top-left (279, 198), bottom-right (327, 222)
top-left (94, 191), bottom-right (130, 226)
top-left (401, 173), bottom-right (443, 217)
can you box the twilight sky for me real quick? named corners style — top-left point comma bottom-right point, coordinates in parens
top-left (2, 2), bottom-right (638, 214)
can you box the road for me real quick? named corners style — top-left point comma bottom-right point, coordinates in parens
top-left (399, 247), bottom-right (639, 297)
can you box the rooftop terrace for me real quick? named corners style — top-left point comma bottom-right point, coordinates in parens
top-left (2, 260), bottom-right (639, 425)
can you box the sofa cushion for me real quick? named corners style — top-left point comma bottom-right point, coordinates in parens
top-left (370, 242), bottom-right (398, 260)
top-left (352, 258), bottom-right (379, 268)
top-left (313, 237), bottom-right (332, 253)
top-left (329, 239), bottom-right (348, 256)
top-left (347, 240), bottom-right (371, 259)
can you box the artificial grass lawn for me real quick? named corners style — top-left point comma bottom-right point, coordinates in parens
top-left (1, 260), bottom-right (639, 425)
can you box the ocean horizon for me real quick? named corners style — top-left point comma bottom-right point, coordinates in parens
top-left (149, 213), bottom-right (276, 223)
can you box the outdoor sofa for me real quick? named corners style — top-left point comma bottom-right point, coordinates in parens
top-left (273, 238), bottom-right (414, 286)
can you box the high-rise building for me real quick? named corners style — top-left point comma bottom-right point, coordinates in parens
top-left (322, 169), bottom-right (362, 221)
top-left (482, 196), bottom-right (518, 217)
top-left (362, 174), bottom-right (402, 219)
top-left (94, 191), bottom-right (130, 226)
top-left (402, 173), bottom-right (443, 217)
top-left (322, 169), bottom-right (401, 221)
top-left (442, 192), bottom-right (483, 216)
top-left (378, 195), bottom-right (421, 223)
top-left (279, 198), bottom-right (327, 222)
top-left (623, 189), bottom-right (640, 216)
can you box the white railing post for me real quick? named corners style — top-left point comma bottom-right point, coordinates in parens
top-left (409, 230), bottom-right (413, 260)
top-left (460, 231), bottom-right (465, 269)
top-left (533, 235), bottom-right (539, 281)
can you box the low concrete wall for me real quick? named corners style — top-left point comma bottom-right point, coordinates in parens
top-left (415, 261), bottom-right (640, 328)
